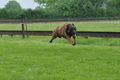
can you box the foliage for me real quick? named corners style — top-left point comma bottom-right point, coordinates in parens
top-left (34, 0), bottom-right (57, 7)
top-left (34, 0), bottom-right (106, 18)
top-left (106, 0), bottom-right (120, 8)
top-left (5, 0), bottom-right (22, 10)
top-left (51, 0), bottom-right (106, 17)
top-left (106, 0), bottom-right (120, 17)
top-left (0, 0), bottom-right (120, 19)
top-left (0, 8), bottom-right (46, 19)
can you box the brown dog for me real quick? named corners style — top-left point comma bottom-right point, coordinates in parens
top-left (49, 23), bottom-right (77, 45)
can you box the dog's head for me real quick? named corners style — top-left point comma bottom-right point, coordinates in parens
top-left (66, 23), bottom-right (76, 37)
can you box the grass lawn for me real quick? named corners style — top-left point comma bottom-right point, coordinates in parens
top-left (0, 21), bottom-right (120, 80)
top-left (0, 20), bottom-right (120, 31)
top-left (0, 35), bottom-right (120, 80)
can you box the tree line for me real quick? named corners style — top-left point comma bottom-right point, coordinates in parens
top-left (0, 0), bottom-right (120, 20)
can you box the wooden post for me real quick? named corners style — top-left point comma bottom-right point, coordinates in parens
top-left (67, 17), bottom-right (69, 22)
top-left (25, 19), bottom-right (29, 38)
top-left (21, 19), bottom-right (25, 39)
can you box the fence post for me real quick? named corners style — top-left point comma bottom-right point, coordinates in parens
top-left (24, 19), bottom-right (29, 38)
top-left (21, 19), bottom-right (25, 39)
top-left (67, 17), bottom-right (69, 22)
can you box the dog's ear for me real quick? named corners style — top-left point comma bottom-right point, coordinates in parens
top-left (65, 23), bottom-right (69, 28)
top-left (66, 24), bottom-right (70, 28)
top-left (67, 23), bottom-right (70, 26)
top-left (72, 23), bottom-right (74, 26)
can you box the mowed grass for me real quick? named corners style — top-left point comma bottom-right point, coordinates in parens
top-left (0, 20), bottom-right (120, 31)
top-left (0, 21), bottom-right (120, 80)
top-left (0, 35), bottom-right (120, 80)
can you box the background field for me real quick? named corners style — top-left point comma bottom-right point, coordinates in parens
top-left (0, 21), bottom-right (120, 80)
top-left (0, 20), bottom-right (120, 32)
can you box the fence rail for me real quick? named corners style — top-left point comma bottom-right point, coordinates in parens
top-left (0, 30), bottom-right (120, 38)
top-left (0, 18), bottom-right (120, 38)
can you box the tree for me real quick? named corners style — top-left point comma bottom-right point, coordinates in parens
top-left (34, 0), bottom-right (107, 18)
top-left (107, 0), bottom-right (120, 8)
top-left (34, 0), bottom-right (55, 7)
top-left (5, 0), bottom-right (22, 10)
top-left (106, 0), bottom-right (120, 16)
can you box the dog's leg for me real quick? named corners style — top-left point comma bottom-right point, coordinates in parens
top-left (49, 31), bottom-right (57, 43)
top-left (73, 34), bottom-right (77, 45)
top-left (49, 36), bottom-right (57, 43)
top-left (66, 36), bottom-right (75, 45)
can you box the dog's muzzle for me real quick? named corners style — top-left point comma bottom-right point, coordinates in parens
top-left (72, 30), bottom-right (76, 36)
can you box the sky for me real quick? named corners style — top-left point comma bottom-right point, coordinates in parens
top-left (0, 0), bottom-right (39, 9)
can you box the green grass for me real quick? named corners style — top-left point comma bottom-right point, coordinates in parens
top-left (0, 36), bottom-right (120, 80)
top-left (0, 20), bottom-right (120, 31)
top-left (0, 21), bottom-right (120, 80)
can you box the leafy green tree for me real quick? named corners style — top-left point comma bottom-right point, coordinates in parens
top-left (5, 0), bottom-right (22, 10)
top-left (34, 0), bottom-right (55, 7)
top-left (0, 8), bottom-right (8, 19)
top-left (107, 0), bottom-right (120, 8)
top-left (34, 0), bottom-right (107, 18)
top-left (106, 0), bottom-right (120, 16)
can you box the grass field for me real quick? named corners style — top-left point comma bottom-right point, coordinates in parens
top-left (0, 20), bottom-right (120, 31)
top-left (0, 21), bottom-right (120, 80)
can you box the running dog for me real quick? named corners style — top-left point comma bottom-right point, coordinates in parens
top-left (49, 23), bottom-right (77, 45)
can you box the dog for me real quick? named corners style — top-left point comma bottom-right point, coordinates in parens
top-left (49, 23), bottom-right (77, 45)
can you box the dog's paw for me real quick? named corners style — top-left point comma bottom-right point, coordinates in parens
top-left (49, 41), bottom-right (52, 43)
top-left (72, 43), bottom-right (76, 46)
